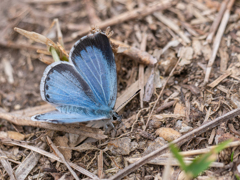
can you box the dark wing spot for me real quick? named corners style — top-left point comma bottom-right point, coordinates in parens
top-left (45, 85), bottom-right (49, 90)
top-left (46, 94), bottom-right (50, 99)
top-left (46, 77), bottom-right (50, 81)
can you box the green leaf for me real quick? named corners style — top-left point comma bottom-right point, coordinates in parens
top-left (214, 139), bottom-right (232, 153)
top-left (236, 175), bottom-right (240, 180)
top-left (169, 143), bottom-right (187, 170)
top-left (185, 140), bottom-right (232, 177)
top-left (170, 140), bottom-right (232, 178)
top-left (231, 151), bottom-right (234, 162)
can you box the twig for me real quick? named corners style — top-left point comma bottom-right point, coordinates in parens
top-left (0, 112), bottom-right (107, 140)
top-left (110, 108), bottom-right (240, 180)
top-left (85, 0), bottom-right (101, 24)
top-left (0, 150), bottom-right (16, 180)
top-left (15, 142), bottom-right (46, 180)
top-left (156, 101), bottom-right (176, 113)
top-left (139, 33), bottom-right (148, 108)
top-left (71, 0), bottom-right (174, 39)
top-left (110, 38), bottom-right (157, 65)
top-left (1, 138), bottom-right (99, 179)
top-left (204, 0), bottom-right (235, 84)
top-left (46, 137), bottom-right (79, 180)
top-left (208, 71), bottom-right (231, 88)
top-left (206, 0), bottom-right (229, 43)
top-left (162, 154), bottom-right (173, 180)
top-left (24, 0), bottom-right (74, 4)
top-left (0, 41), bottom-right (45, 51)
top-left (98, 150), bottom-right (104, 178)
top-left (126, 156), bottom-right (224, 168)
top-left (153, 12), bottom-right (191, 45)
top-left (144, 58), bottom-right (181, 130)
top-left (160, 141), bottom-right (240, 157)
top-left (229, 124), bottom-right (240, 136)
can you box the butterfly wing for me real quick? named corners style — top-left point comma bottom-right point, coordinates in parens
top-left (31, 61), bottom-right (112, 123)
top-left (69, 32), bottom-right (117, 109)
top-left (39, 61), bottom-right (110, 110)
top-left (31, 110), bottom-right (109, 123)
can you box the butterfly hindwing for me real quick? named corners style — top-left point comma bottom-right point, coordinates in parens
top-left (69, 32), bottom-right (117, 109)
top-left (31, 110), bottom-right (109, 123)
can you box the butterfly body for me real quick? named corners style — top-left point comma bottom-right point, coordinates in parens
top-left (32, 32), bottom-right (121, 126)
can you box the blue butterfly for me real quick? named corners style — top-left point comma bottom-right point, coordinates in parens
top-left (31, 32), bottom-right (121, 128)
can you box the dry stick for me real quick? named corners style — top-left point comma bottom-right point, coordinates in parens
top-left (139, 33), bottom-right (148, 108)
top-left (110, 38), bottom-right (157, 65)
top-left (127, 156), bottom-right (223, 168)
top-left (0, 41), bottom-right (45, 51)
top-left (206, 0), bottom-right (229, 43)
top-left (98, 150), bottom-right (104, 178)
top-left (160, 141), bottom-right (240, 157)
top-left (1, 139), bottom-right (99, 179)
top-left (144, 58), bottom-right (181, 130)
top-left (46, 137), bottom-right (80, 180)
top-left (85, 0), bottom-right (101, 24)
top-left (0, 149), bottom-right (17, 180)
top-left (71, 0), bottom-right (174, 39)
top-left (153, 12), bottom-right (190, 45)
top-left (204, 0), bottom-right (235, 84)
top-left (0, 113), bottom-right (107, 140)
top-left (110, 108), bottom-right (240, 180)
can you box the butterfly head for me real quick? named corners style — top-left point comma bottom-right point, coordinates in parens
top-left (111, 111), bottom-right (122, 122)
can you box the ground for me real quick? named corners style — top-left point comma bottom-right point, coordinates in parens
top-left (0, 0), bottom-right (240, 179)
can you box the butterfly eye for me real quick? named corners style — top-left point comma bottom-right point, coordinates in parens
top-left (113, 116), bottom-right (117, 120)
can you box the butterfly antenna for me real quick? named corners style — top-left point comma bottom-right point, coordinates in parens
top-left (115, 89), bottom-right (141, 112)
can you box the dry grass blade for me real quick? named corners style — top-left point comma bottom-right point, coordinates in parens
top-left (54, 18), bottom-right (64, 48)
top-left (1, 138), bottom-right (99, 179)
top-left (71, 0), bottom-right (174, 39)
top-left (204, 0), bottom-right (235, 84)
top-left (0, 149), bottom-right (16, 180)
top-left (139, 33), bottom-right (148, 108)
top-left (145, 57), bottom-right (181, 130)
top-left (161, 141), bottom-right (240, 157)
top-left (0, 112), bottom-right (107, 140)
top-left (15, 142), bottom-right (47, 180)
top-left (206, 0), bottom-right (229, 43)
top-left (46, 136), bottom-right (80, 180)
top-left (153, 12), bottom-right (191, 45)
top-left (126, 157), bottom-right (224, 168)
top-left (98, 150), bottom-right (104, 178)
top-left (208, 71), bottom-right (232, 88)
top-left (14, 27), bottom-right (57, 48)
top-left (115, 69), bottom-right (151, 111)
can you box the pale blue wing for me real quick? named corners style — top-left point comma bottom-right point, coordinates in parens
top-left (40, 61), bottom-right (110, 110)
top-left (69, 32), bottom-right (117, 108)
top-left (31, 110), bottom-right (110, 124)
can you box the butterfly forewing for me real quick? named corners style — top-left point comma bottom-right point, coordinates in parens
top-left (69, 33), bottom-right (117, 108)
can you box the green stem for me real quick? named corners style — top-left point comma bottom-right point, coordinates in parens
top-left (50, 46), bottom-right (60, 62)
